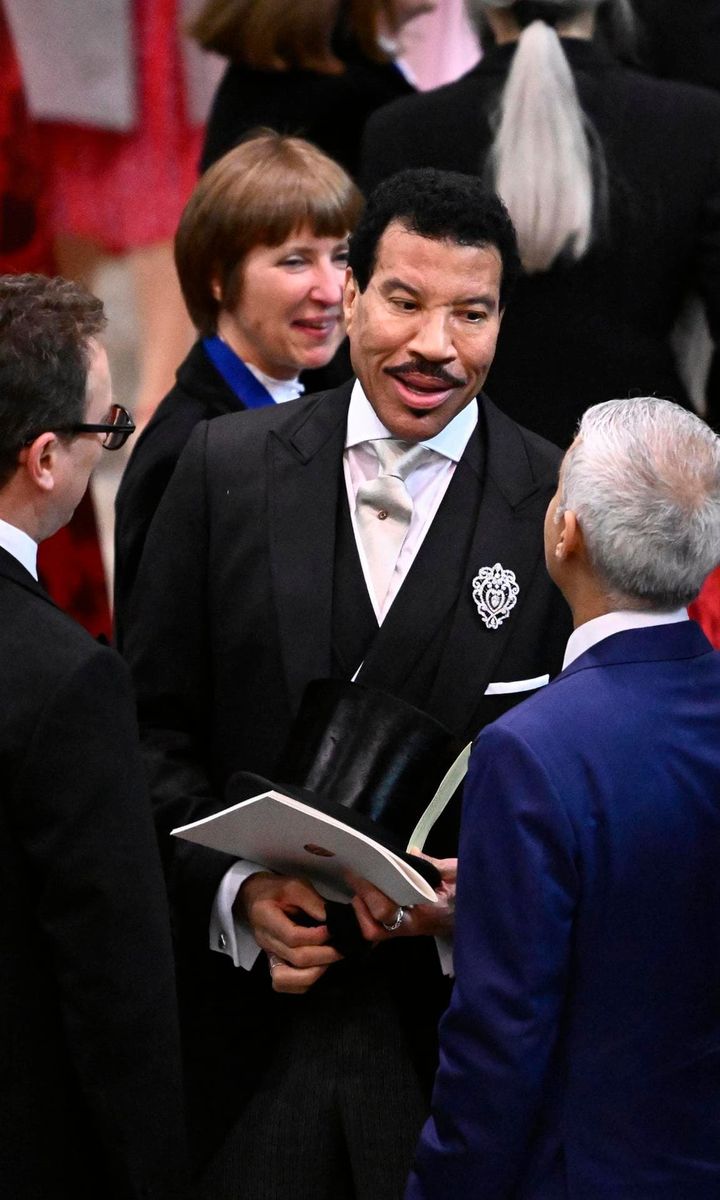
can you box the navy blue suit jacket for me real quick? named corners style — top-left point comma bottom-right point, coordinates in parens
top-left (408, 620), bottom-right (720, 1199)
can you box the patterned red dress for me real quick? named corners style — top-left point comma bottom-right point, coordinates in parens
top-left (34, 0), bottom-right (203, 251)
top-left (1, 1), bottom-right (205, 638)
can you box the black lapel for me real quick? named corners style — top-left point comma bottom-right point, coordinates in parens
top-left (331, 485), bottom-right (380, 678)
top-left (426, 398), bottom-right (559, 731)
top-left (357, 397), bottom-right (559, 732)
top-left (267, 384), bottom-right (353, 711)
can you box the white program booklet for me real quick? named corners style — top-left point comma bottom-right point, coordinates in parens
top-left (172, 788), bottom-right (438, 906)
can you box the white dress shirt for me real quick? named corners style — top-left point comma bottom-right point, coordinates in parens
top-left (344, 380), bottom-right (477, 623)
top-left (210, 383), bottom-right (478, 969)
top-left (0, 517), bottom-right (38, 578)
top-left (244, 362), bottom-right (304, 405)
top-left (562, 607), bottom-right (689, 671)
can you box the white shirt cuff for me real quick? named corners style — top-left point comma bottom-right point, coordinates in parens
top-left (209, 860), bottom-right (265, 971)
top-left (435, 934), bottom-right (454, 977)
top-left (210, 864), bottom-right (455, 975)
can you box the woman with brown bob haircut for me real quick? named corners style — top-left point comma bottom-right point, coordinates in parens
top-left (193, 0), bottom-right (432, 176)
top-left (191, 0), bottom-right (347, 71)
top-left (113, 130), bottom-right (363, 642)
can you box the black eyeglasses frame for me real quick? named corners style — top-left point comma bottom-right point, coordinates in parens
top-left (23, 404), bottom-right (136, 452)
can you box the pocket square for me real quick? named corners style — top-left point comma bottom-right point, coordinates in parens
top-left (483, 674), bottom-right (549, 696)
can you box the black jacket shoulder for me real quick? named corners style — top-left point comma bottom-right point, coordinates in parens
top-left (114, 340), bottom-right (238, 644)
top-left (201, 57), bottom-right (413, 177)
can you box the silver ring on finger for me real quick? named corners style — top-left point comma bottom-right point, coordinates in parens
top-left (268, 953), bottom-right (284, 971)
top-left (381, 906), bottom-right (406, 933)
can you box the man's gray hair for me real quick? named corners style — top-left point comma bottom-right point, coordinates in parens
top-left (558, 397), bottom-right (720, 609)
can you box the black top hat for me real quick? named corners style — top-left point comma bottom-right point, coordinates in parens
top-left (225, 679), bottom-right (466, 891)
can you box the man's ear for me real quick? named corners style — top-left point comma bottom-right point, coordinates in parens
top-left (21, 433), bottom-right (59, 494)
top-left (554, 508), bottom-right (581, 562)
top-left (343, 268), bottom-right (357, 333)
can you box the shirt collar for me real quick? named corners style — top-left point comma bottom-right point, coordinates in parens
top-left (345, 378), bottom-right (478, 461)
top-left (244, 361), bottom-right (304, 406)
top-left (0, 516), bottom-right (38, 579)
top-left (562, 608), bottom-right (689, 670)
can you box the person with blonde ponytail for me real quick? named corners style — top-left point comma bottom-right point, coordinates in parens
top-left (362, 0), bottom-right (720, 448)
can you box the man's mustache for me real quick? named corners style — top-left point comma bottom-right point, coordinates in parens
top-left (385, 359), bottom-right (468, 388)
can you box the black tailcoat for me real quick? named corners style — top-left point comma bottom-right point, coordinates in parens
top-left (114, 339), bottom-right (239, 644)
top-left (124, 382), bottom-right (571, 1161)
top-left (0, 548), bottom-right (185, 1199)
top-left (114, 340), bottom-right (354, 646)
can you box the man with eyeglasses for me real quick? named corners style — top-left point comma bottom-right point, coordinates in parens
top-left (0, 273), bottom-right (185, 1199)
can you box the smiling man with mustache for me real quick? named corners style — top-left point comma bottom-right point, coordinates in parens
top-left (343, 217), bottom-right (504, 441)
top-left (124, 168), bottom-right (572, 1200)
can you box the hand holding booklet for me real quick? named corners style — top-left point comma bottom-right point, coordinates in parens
top-left (172, 780), bottom-right (441, 907)
top-left (172, 679), bottom-right (472, 915)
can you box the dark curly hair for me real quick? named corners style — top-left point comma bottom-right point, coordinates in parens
top-left (348, 169), bottom-right (522, 306)
top-left (0, 274), bottom-right (106, 487)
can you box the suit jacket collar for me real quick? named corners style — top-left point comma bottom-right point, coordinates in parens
top-left (356, 393), bottom-right (531, 700)
top-left (420, 396), bottom-right (560, 732)
top-left (472, 36), bottom-right (616, 81)
top-left (0, 544), bottom-right (55, 605)
top-left (267, 385), bottom-right (559, 728)
top-left (560, 620), bottom-right (712, 680)
top-left (279, 379), bottom-right (354, 462)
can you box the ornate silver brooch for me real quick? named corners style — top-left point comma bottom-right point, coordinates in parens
top-left (472, 562), bottom-right (519, 630)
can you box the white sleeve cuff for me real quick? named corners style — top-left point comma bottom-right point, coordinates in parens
top-left (209, 860), bottom-right (265, 971)
top-left (434, 934), bottom-right (454, 977)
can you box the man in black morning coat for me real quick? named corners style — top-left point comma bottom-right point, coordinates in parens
top-left (0, 275), bottom-right (185, 1200)
top-left (124, 171), bottom-right (572, 1200)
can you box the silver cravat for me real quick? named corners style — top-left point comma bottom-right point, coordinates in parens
top-left (355, 438), bottom-right (430, 607)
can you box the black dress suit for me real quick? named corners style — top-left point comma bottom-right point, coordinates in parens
top-left (114, 339), bottom-right (352, 645)
top-left (124, 380), bottom-right (571, 1186)
top-left (361, 39), bottom-right (720, 444)
top-left (634, 0), bottom-right (720, 91)
top-left (114, 339), bottom-right (239, 646)
top-left (0, 547), bottom-right (185, 1199)
top-left (200, 52), bottom-right (413, 176)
